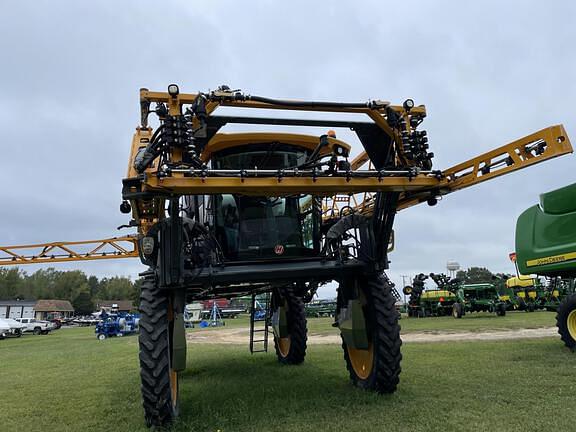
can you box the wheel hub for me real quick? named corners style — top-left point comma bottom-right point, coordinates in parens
top-left (347, 344), bottom-right (374, 380)
top-left (567, 310), bottom-right (576, 340)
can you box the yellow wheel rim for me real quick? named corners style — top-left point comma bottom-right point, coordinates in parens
top-left (277, 336), bottom-right (291, 357)
top-left (347, 343), bottom-right (374, 380)
top-left (567, 310), bottom-right (576, 340)
top-left (170, 369), bottom-right (179, 409)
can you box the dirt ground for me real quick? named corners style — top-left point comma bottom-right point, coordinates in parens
top-left (186, 326), bottom-right (558, 345)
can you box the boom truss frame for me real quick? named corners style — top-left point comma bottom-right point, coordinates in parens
top-left (0, 236), bottom-right (139, 266)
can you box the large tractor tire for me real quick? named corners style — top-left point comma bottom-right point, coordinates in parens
top-left (339, 275), bottom-right (402, 394)
top-left (138, 276), bottom-right (180, 428)
top-left (271, 289), bottom-right (307, 365)
top-left (557, 294), bottom-right (576, 350)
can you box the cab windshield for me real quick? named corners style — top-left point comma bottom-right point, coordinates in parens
top-left (212, 144), bottom-right (319, 260)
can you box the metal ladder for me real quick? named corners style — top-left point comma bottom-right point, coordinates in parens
top-left (391, 286), bottom-right (402, 303)
top-left (249, 292), bottom-right (270, 353)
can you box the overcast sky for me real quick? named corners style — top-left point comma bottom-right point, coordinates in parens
top-left (0, 1), bottom-right (574, 298)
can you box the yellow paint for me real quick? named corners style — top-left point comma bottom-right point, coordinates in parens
top-left (567, 310), bottom-right (576, 341)
top-left (506, 276), bottom-right (535, 288)
top-left (420, 290), bottom-right (456, 300)
top-left (201, 132), bottom-right (351, 162)
top-left (0, 237), bottom-right (139, 266)
top-left (347, 343), bottom-right (374, 380)
top-left (526, 251), bottom-right (576, 267)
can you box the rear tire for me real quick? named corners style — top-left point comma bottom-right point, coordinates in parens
top-left (272, 288), bottom-right (307, 365)
top-left (452, 303), bottom-right (464, 319)
top-left (33, 328), bottom-right (41, 335)
top-left (557, 294), bottom-right (576, 350)
top-left (340, 274), bottom-right (402, 394)
top-left (139, 276), bottom-right (180, 427)
top-left (496, 304), bottom-right (507, 317)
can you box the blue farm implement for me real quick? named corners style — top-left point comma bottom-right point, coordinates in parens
top-left (95, 312), bottom-right (140, 340)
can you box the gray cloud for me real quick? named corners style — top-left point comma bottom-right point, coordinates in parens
top-left (1, 0), bottom-right (574, 297)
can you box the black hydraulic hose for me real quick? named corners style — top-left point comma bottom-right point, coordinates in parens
top-left (245, 95), bottom-right (378, 109)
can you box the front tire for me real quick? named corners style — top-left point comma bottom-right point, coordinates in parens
top-left (271, 289), bottom-right (307, 365)
top-left (139, 276), bottom-right (180, 427)
top-left (340, 274), bottom-right (402, 394)
top-left (557, 294), bottom-right (576, 350)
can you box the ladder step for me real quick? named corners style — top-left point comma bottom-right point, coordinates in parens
top-left (250, 292), bottom-right (271, 353)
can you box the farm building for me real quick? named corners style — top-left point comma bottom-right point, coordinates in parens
top-left (95, 300), bottom-right (134, 313)
top-left (0, 299), bottom-right (36, 319)
top-left (34, 300), bottom-right (74, 320)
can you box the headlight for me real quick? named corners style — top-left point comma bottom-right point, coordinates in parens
top-left (142, 236), bottom-right (155, 256)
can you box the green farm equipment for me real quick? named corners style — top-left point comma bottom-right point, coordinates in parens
top-left (404, 273), bottom-right (458, 317)
top-left (305, 299), bottom-right (337, 317)
top-left (505, 275), bottom-right (542, 312)
top-left (515, 182), bottom-right (576, 348)
top-left (452, 283), bottom-right (507, 318)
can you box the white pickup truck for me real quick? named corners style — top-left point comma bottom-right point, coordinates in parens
top-left (0, 320), bottom-right (9, 339)
top-left (15, 317), bottom-right (54, 335)
top-left (0, 318), bottom-right (26, 337)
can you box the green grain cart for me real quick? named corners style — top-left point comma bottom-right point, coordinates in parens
top-left (515, 182), bottom-right (576, 348)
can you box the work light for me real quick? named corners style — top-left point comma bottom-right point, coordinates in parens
top-left (168, 84), bottom-right (179, 97)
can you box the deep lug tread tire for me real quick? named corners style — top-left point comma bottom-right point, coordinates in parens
top-left (341, 275), bottom-right (402, 394)
top-left (273, 289), bottom-right (307, 365)
top-left (138, 276), bottom-right (178, 428)
top-left (557, 294), bottom-right (576, 350)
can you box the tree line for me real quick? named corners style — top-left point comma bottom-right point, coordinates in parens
top-left (0, 267), bottom-right (141, 315)
top-left (455, 267), bottom-right (512, 284)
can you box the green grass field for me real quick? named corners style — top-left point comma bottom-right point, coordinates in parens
top-left (0, 312), bottom-right (573, 432)
top-left (214, 310), bottom-right (557, 337)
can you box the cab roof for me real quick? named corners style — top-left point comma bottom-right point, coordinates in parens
top-left (201, 132), bottom-right (351, 162)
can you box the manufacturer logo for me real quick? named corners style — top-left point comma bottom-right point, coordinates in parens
top-left (274, 245), bottom-right (284, 255)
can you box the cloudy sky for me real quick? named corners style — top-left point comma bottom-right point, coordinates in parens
top-left (1, 1), bottom-right (574, 297)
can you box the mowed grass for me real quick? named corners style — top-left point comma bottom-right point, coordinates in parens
top-left (1, 322), bottom-right (575, 432)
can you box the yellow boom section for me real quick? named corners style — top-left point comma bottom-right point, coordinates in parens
top-left (324, 124), bottom-right (571, 217)
top-left (0, 236), bottom-right (139, 266)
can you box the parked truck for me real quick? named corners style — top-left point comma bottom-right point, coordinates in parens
top-left (15, 317), bottom-right (54, 335)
